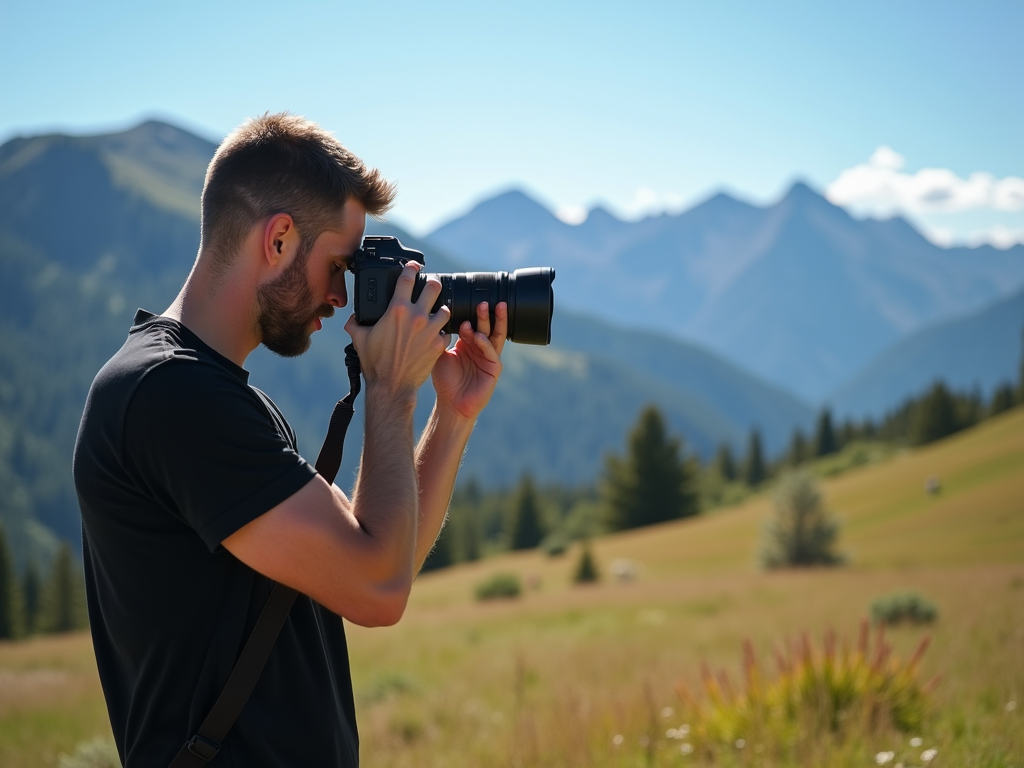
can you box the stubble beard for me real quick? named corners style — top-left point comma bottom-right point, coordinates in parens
top-left (256, 245), bottom-right (334, 358)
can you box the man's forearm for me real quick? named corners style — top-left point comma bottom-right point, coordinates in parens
top-left (413, 402), bottom-right (476, 572)
top-left (348, 383), bottom-right (420, 579)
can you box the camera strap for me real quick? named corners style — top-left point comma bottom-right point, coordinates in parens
top-left (169, 344), bottom-right (363, 768)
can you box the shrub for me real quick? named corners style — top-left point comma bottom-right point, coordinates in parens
top-left (474, 572), bottom-right (521, 601)
top-left (57, 737), bottom-right (120, 768)
top-left (760, 470), bottom-right (843, 568)
top-left (541, 531), bottom-right (569, 557)
top-left (573, 540), bottom-right (599, 584)
top-left (871, 592), bottom-right (938, 626)
top-left (674, 621), bottom-right (938, 759)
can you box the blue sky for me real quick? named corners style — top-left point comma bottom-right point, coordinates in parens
top-left (3, 0), bottom-right (1022, 244)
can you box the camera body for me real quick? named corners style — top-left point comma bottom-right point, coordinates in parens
top-left (351, 236), bottom-right (555, 345)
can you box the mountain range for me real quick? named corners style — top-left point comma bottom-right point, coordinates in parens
top-left (0, 120), bottom-right (816, 562)
top-left (428, 187), bottom-right (1024, 401)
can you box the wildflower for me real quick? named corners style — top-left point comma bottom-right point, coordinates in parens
top-left (922, 748), bottom-right (938, 762)
top-left (680, 743), bottom-right (694, 755)
top-left (678, 724), bottom-right (690, 736)
top-left (1007, 700), bottom-right (1017, 712)
top-left (735, 738), bottom-right (746, 749)
top-left (910, 737), bottom-right (923, 747)
top-left (612, 734), bottom-right (624, 747)
top-left (875, 751), bottom-right (895, 765)
top-left (661, 706), bottom-right (674, 718)
top-left (666, 729), bottom-right (678, 739)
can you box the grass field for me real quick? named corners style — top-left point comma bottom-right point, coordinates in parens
top-left (2, 408), bottom-right (1022, 767)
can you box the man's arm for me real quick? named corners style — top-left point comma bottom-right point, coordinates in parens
top-left (413, 301), bottom-right (507, 572)
top-left (223, 264), bottom-right (449, 627)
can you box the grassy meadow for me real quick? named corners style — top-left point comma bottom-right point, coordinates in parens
top-left (2, 408), bottom-right (1023, 767)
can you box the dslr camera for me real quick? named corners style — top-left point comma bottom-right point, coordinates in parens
top-left (350, 236), bottom-right (556, 345)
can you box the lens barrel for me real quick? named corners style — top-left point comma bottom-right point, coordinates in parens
top-left (414, 268), bottom-right (556, 345)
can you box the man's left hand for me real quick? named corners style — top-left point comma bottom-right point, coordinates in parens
top-left (431, 301), bottom-right (507, 421)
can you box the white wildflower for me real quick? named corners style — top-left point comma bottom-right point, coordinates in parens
top-left (910, 737), bottom-right (923, 747)
top-left (922, 748), bottom-right (938, 762)
top-left (680, 742), bottom-right (694, 755)
top-left (735, 738), bottom-right (746, 749)
top-left (1007, 700), bottom-right (1017, 712)
top-left (612, 734), bottom-right (624, 746)
top-left (875, 751), bottom-right (895, 765)
top-left (661, 706), bottom-right (674, 717)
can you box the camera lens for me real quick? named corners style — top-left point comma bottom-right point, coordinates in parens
top-left (414, 268), bottom-right (556, 345)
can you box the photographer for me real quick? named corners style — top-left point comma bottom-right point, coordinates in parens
top-left (73, 113), bottom-right (506, 766)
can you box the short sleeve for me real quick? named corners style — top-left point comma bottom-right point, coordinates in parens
top-left (123, 359), bottom-right (318, 551)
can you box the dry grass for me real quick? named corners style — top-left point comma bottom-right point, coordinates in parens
top-left (1, 409), bottom-right (1022, 767)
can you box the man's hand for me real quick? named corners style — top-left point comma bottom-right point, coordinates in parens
top-left (344, 262), bottom-right (450, 398)
top-left (431, 300), bottom-right (507, 421)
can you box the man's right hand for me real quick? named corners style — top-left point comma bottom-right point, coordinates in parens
top-left (344, 262), bottom-right (450, 399)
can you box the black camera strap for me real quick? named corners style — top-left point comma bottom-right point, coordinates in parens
top-left (169, 344), bottom-right (362, 768)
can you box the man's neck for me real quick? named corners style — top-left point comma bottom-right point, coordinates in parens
top-left (164, 260), bottom-right (260, 367)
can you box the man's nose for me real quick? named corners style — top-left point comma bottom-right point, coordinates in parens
top-left (327, 272), bottom-right (348, 308)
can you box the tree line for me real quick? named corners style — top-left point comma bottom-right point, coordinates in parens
top-left (0, 526), bottom-right (87, 640)
top-left (423, 339), bottom-right (1024, 572)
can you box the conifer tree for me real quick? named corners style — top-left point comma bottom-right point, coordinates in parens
top-left (910, 381), bottom-right (958, 446)
top-left (22, 557), bottom-right (42, 635)
top-left (714, 443), bottom-right (736, 482)
top-left (420, 523), bottom-right (454, 572)
top-left (460, 478), bottom-right (481, 562)
top-left (507, 474), bottom-right (546, 550)
top-left (760, 470), bottom-right (843, 568)
top-left (788, 429), bottom-right (808, 467)
top-left (814, 409), bottom-right (837, 457)
top-left (0, 524), bottom-right (25, 640)
top-left (603, 405), bottom-right (697, 531)
top-left (40, 543), bottom-right (87, 634)
top-left (573, 539), bottom-right (599, 584)
top-left (743, 428), bottom-right (766, 487)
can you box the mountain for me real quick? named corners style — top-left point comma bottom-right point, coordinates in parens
top-left (0, 120), bottom-right (813, 561)
top-left (427, 186), bottom-right (1024, 401)
top-left (828, 286), bottom-right (1024, 419)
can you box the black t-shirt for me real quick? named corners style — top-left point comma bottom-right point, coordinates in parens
top-left (73, 309), bottom-right (359, 767)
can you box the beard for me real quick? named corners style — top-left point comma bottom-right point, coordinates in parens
top-left (256, 246), bottom-right (334, 357)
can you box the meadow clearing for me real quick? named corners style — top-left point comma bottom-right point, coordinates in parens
top-left (1, 408), bottom-right (1022, 768)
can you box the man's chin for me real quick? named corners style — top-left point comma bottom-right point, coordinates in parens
top-left (263, 333), bottom-right (313, 358)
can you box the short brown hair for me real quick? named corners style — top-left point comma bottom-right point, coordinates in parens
top-left (200, 112), bottom-right (396, 272)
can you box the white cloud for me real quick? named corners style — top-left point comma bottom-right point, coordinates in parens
top-left (826, 147), bottom-right (1024, 216)
top-left (920, 223), bottom-right (1024, 250)
top-left (555, 204), bottom-right (588, 225)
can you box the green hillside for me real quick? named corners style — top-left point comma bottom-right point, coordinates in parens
top-left (2, 407), bottom-right (1020, 768)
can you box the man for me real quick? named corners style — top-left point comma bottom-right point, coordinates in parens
top-left (73, 112), bottom-right (506, 766)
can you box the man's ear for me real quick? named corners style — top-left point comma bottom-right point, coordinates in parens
top-left (263, 213), bottom-right (299, 268)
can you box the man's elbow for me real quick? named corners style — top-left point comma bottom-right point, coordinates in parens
top-left (332, 579), bottom-right (412, 628)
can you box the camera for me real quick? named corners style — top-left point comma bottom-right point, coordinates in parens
top-left (351, 236), bottom-right (556, 345)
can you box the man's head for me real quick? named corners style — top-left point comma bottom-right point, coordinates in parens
top-left (200, 113), bottom-right (395, 355)
top-left (201, 112), bottom-right (395, 274)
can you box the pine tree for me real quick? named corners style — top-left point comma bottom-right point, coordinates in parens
top-left (788, 429), bottom-right (808, 467)
top-left (1018, 321), bottom-right (1024, 405)
top-left (0, 524), bottom-right (25, 640)
top-left (421, 523), bottom-right (454, 572)
top-left (506, 474), bottom-right (546, 550)
top-left (760, 470), bottom-right (843, 568)
top-left (22, 557), bottom-right (42, 635)
top-left (40, 543), bottom-right (87, 634)
top-left (814, 409), bottom-right (837, 457)
top-left (714, 443), bottom-right (736, 482)
top-left (743, 428), bottom-right (766, 487)
top-left (910, 381), bottom-right (958, 446)
top-left (603, 405), bottom-right (698, 532)
top-left (573, 539), bottom-right (599, 584)
top-left (460, 478), bottom-right (481, 562)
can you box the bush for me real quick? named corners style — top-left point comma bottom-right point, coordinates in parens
top-left (573, 540), bottom-right (599, 584)
top-left (540, 531), bottom-right (569, 557)
top-left (871, 592), bottom-right (938, 625)
top-left (474, 572), bottom-right (521, 601)
top-left (674, 621), bottom-right (938, 759)
top-left (57, 737), bottom-right (120, 768)
top-left (760, 470), bottom-right (843, 568)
